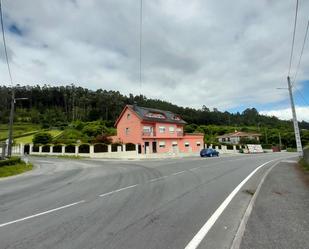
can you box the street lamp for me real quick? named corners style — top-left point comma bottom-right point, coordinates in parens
top-left (7, 89), bottom-right (28, 157)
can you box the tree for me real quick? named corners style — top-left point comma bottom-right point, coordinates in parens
top-left (33, 132), bottom-right (52, 144)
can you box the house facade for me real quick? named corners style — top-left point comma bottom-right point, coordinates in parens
top-left (114, 105), bottom-right (204, 154)
top-left (217, 131), bottom-right (261, 144)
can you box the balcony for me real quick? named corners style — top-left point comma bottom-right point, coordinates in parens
top-left (177, 131), bottom-right (183, 137)
top-left (142, 131), bottom-right (156, 137)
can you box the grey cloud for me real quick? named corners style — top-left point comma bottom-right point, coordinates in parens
top-left (0, 0), bottom-right (308, 111)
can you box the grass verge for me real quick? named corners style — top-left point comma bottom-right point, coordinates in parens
top-left (299, 158), bottom-right (309, 171)
top-left (0, 162), bottom-right (33, 178)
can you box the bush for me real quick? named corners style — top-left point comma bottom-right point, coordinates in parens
top-left (42, 145), bottom-right (51, 152)
top-left (53, 145), bottom-right (62, 153)
top-left (33, 132), bottom-right (52, 145)
top-left (65, 145), bottom-right (76, 153)
top-left (126, 143), bottom-right (136, 151)
top-left (0, 157), bottom-right (21, 167)
top-left (94, 143), bottom-right (108, 153)
top-left (93, 134), bottom-right (112, 144)
top-left (112, 143), bottom-right (122, 152)
top-left (78, 144), bottom-right (90, 153)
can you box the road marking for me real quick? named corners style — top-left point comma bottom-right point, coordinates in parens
top-left (0, 200), bottom-right (85, 228)
top-left (189, 167), bottom-right (200, 171)
top-left (184, 159), bottom-right (276, 249)
top-left (99, 184), bottom-right (138, 197)
top-left (149, 176), bottom-right (168, 182)
top-left (172, 171), bottom-right (186, 176)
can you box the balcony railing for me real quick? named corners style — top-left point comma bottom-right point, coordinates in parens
top-left (177, 131), bottom-right (183, 137)
top-left (142, 131), bottom-right (156, 137)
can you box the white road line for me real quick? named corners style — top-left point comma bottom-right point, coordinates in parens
top-left (184, 159), bottom-right (276, 249)
top-left (0, 200), bottom-right (85, 228)
top-left (99, 184), bottom-right (138, 197)
top-left (189, 167), bottom-right (200, 171)
top-left (149, 176), bottom-right (168, 182)
top-left (172, 171), bottom-right (186, 176)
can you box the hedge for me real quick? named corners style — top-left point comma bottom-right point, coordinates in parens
top-left (0, 157), bottom-right (21, 167)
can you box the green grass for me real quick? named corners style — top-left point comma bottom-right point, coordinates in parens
top-left (14, 130), bottom-right (63, 144)
top-left (0, 162), bottom-right (33, 178)
top-left (299, 158), bottom-right (309, 171)
top-left (286, 148), bottom-right (297, 152)
top-left (0, 123), bottom-right (41, 141)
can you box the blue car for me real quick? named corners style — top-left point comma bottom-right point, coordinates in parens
top-left (200, 148), bottom-right (219, 157)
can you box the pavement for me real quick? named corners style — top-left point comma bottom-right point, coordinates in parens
top-left (0, 152), bottom-right (298, 249)
top-left (240, 160), bottom-right (309, 249)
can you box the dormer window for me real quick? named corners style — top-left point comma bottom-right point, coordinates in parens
top-left (145, 112), bottom-right (166, 119)
top-left (127, 113), bottom-right (131, 119)
top-left (172, 115), bottom-right (181, 121)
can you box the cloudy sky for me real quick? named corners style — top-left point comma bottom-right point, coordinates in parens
top-left (0, 0), bottom-right (309, 121)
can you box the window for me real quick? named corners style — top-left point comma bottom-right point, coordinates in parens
top-left (159, 141), bottom-right (165, 148)
top-left (169, 126), bottom-right (175, 134)
top-left (125, 128), bottom-right (130, 135)
top-left (222, 138), bottom-right (226, 142)
top-left (172, 115), bottom-right (181, 121)
top-left (127, 113), bottom-right (131, 119)
top-left (184, 142), bottom-right (190, 147)
top-left (145, 112), bottom-right (166, 119)
top-left (172, 141), bottom-right (178, 147)
top-left (176, 128), bottom-right (182, 132)
top-left (159, 126), bottom-right (166, 133)
top-left (196, 142), bottom-right (201, 146)
top-left (143, 126), bottom-right (151, 132)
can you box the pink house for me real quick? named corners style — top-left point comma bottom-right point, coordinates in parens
top-left (114, 104), bottom-right (204, 154)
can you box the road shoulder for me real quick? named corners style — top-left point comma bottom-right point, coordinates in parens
top-left (239, 160), bottom-right (309, 249)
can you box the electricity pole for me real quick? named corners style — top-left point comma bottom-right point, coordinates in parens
top-left (7, 89), bottom-right (15, 157)
top-left (287, 76), bottom-right (303, 156)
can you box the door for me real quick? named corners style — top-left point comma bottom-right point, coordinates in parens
top-left (152, 141), bottom-right (157, 153)
top-left (144, 142), bottom-right (149, 154)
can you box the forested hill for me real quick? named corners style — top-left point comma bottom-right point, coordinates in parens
top-left (0, 84), bottom-right (308, 130)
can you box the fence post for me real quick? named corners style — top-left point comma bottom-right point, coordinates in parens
top-left (29, 144), bottom-right (33, 154)
top-left (108, 144), bottom-right (112, 153)
top-left (90, 145), bottom-right (94, 157)
top-left (122, 144), bottom-right (126, 152)
top-left (135, 144), bottom-right (139, 155)
top-left (75, 145), bottom-right (79, 157)
top-left (39, 145), bottom-right (42, 154)
top-left (233, 145), bottom-right (236, 153)
top-left (20, 143), bottom-right (24, 156)
top-left (50, 145), bottom-right (53, 154)
top-left (61, 145), bottom-right (65, 155)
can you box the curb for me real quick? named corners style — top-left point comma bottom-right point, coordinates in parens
top-left (230, 160), bottom-right (281, 249)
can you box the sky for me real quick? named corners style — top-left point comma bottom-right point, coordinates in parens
top-left (0, 0), bottom-right (308, 121)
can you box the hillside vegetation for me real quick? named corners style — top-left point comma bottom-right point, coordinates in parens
top-left (0, 85), bottom-right (308, 148)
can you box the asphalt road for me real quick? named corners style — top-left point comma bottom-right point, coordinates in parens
top-left (0, 153), bottom-right (295, 249)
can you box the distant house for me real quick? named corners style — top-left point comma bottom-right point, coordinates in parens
top-left (114, 104), bottom-right (204, 154)
top-left (217, 131), bottom-right (261, 144)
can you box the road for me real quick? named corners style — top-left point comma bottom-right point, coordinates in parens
top-left (0, 153), bottom-right (295, 249)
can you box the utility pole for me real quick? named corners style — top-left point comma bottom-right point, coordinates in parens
top-left (7, 87), bottom-right (28, 157)
top-left (279, 132), bottom-right (282, 150)
top-left (7, 88), bottom-right (15, 157)
top-left (287, 76), bottom-right (303, 156)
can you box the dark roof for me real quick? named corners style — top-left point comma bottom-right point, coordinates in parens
top-left (128, 105), bottom-right (187, 125)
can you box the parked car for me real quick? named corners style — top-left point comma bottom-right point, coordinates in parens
top-left (200, 148), bottom-right (219, 157)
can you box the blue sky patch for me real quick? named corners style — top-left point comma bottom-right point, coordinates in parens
top-left (8, 24), bottom-right (23, 36)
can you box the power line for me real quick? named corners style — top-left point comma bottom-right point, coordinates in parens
top-left (292, 20), bottom-right (309, 88)
top-left (288, 0), bottom-right (299, 76)
top-left (0, 0), bottom-right (13, 86)
top-left (139, 0), bottom-right (143, 92)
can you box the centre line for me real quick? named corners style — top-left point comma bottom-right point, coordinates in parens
top-left (99, 184), bottom-right (138, 197)
top-left (0, 200), bottom-right (85, 228)
top-left (149, 175), bottom-right (168, 182)
top-left (172, 171), bottom-right (186, 176)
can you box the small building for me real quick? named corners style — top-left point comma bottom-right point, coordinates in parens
top-left (114, 104), bottom-right (204, 154)
top-left (217, 131), bottom-right (261, 144)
